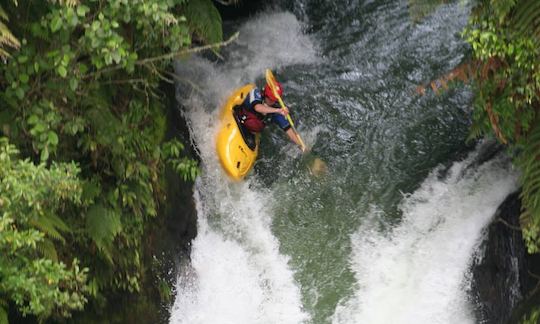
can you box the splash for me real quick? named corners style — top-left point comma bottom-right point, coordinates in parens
top-left (169, 11), bottom-right (316, 324)
top-left (332, 146), bottom-right (518, 324)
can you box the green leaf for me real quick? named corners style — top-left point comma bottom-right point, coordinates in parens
top-left (27, 115), bottom-right (39, 125)
top-left (78, 63), bottom-right (88, 74)
top-left (33, 122), bottom-right (46, 133)
top-left (50, 16), bottom-right (62, 33)
top-left (111, 51), bottom-right (121, 63)
top-left (19, 74), bottom-right (29, 84)
top-left (18, 55), bottom-right (28, 64)
top-left (40, 146), bottom-right (49, 161)
top-left (57, 65), bottom-right (67, 78)
top-left (91, 21), bottom-right (100, 31)
top-left (47, 131), bottom-right (59, 146)
top-left (76, 5), bottom-right (89, 17)
top-left (15, 88), bottom-right (24, 100)
top-left (69, 78), bottom-right (78, 91)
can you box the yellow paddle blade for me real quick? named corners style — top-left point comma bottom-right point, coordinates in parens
top-left (265, 69), bottom-right (287, 110)
top-left (265, 69), bottom-right (277, 90)
top-left (309, 157), bottom-right (328, 177)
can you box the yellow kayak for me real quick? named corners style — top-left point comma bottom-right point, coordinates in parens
top-left (216, 84), bottom-right (260, 180)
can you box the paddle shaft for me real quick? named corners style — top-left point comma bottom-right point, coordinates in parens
top-left (266, 72), bottom-right (306, 151)
top-left (276, 96), bottom-right (306, 151)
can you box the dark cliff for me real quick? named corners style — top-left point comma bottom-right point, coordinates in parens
top-left (471, 192), bottom-right (540, 324)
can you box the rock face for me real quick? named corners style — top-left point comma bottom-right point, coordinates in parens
top-left (148, 82), bottom-right (199, 322)
top-left (470, 192), bottom-right (540, 324)
top-left (162, 82), bottom-right (198, 257)
top-left (214, 0), bottom-right (265, 20)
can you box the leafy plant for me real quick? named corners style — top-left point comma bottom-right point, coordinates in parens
top-left (0, 0), bottom-right (229, 321)
top-left (0, 137), bottom-right (89, 320)
top-left (162, 139), bottom-right (200, 181)
top-left (184, 0), bottom-right (223, 44)
top-left (522, 308), bottom-right (540, 324)
top-left (463, 0), bottom-right (540, 252)
top-left (0, 2), bottom-right (20, 60)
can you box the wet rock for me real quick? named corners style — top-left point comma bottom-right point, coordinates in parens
top-left (470, 192), bottom-right (540, 324)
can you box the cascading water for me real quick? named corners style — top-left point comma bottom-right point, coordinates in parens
top-left (331, 149), bottom-right (518, 324)
top-left (169, 1), bottom-right (519, 323)
top-left (169, 12), bottom-right (316, 324)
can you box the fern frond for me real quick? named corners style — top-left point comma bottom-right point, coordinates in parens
top-left (48, 0), bottom-right (79, 7)
top-left (184, 0), bottom-right (223, 45)
top-left (0, 48), bottom-right (10, 59)
top-left (0, 6), bottom-right (20, 60)
top-left (0, 6), bottom-right (8, 21)
top-left (511, 0), bottom-right (540, 44)
top-left (28, 213), bottom-right (70, 243)
top-left (518, 121), bottom-right (540, 250)
top-left (85, 203), bottom-right (122, 262)
top-left (36, 238), bottom-right (59, 261)
top-left (467, 120), bottom-right (487, 143)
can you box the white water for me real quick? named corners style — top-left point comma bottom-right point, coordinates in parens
top-left (169, 12), bottom-right (316, 324)
top-left (332, 146), bottom-right (519, 324)
top-left (169, 8), bottom-right (521, 324)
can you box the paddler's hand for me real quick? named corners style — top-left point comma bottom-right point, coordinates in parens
top-left (278, 107), bottom-right (289, 116)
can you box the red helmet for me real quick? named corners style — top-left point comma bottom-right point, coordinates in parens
top-left (264, 82), bottom-right (283, 102)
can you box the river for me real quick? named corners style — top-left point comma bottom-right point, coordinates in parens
top-left (169, 1), bottom-right (519, 323)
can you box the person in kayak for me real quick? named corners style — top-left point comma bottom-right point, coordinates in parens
top-left (237, 81), bottom-right (305, 152)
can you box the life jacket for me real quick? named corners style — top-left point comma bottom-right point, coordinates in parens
top-left (237, 88), bottom-right (267, 133)
top-left (239, 107), bottom-right (266, 133)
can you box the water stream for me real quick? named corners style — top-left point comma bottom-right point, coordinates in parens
top-left (169, 1), bottom-right (519, 323)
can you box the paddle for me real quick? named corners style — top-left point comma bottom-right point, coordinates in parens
top-left (265, 69), bottom-right (328, 177)
top-left (265, 69), bottom-right (307, 152)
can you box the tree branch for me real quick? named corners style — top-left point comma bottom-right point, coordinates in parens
top-left (496, 217), bottom-right (522, 231)
top-left (136, 31), bottom-right (239, 65)
top-left (101, 78), bottom-right (147, 85)
top-left (143, 63), bottom-right (174, 84)
top-left (85, 32), bottom-right (239, 79)
top-left (163, 70), bottom-right (204, 95)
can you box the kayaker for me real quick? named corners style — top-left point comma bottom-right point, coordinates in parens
top-left (237, 81), bottom-right (305, 152)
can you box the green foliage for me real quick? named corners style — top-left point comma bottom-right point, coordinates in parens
top-left (162, 139), bottom-right (200, 181)
top-left (184, 0), bottom-right (223, 44)
top-left (0, 0), bottom-right (220, 321)
top-left (511, 0), bottom-right (540, 47)
top-left (522, 308), bottom-right (540, 324)
top-left (86, 204), bottom-right (122, 262)
top-left (464, 0), bottom-right (540, 252)
top-left (0, 305), bottom-right (7, 324)
top-left (517, 122), bottom-right (540, 252)
top-left (0, 2), bottom-right (20, 60)
top-left (0, 138), bottom-right (89, 320)
top-left (37, 238), bottom-right (60, 262)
